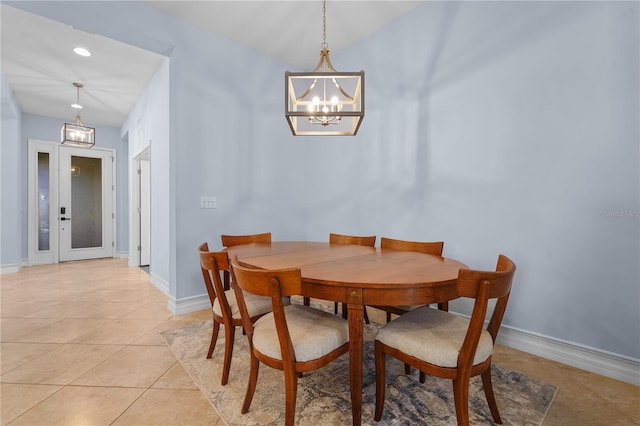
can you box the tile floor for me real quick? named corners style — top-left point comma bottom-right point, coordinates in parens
top-left (1, 258), bottom-right (638, 425)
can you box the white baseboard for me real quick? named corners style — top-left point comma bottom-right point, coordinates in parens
top-left (497, 324), bottom-right (640, 386)
top-left (149, 273), bottom-right (170, 296)
top-left (151, 295), bottom-right (640, 386)
top-left (167, 294), bottom-right (210, 316)
top-left (117, 251), bottom-right (128, 260)
top-left (0, 262), bottom-right (22, 274)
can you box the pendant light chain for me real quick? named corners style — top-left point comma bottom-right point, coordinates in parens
top-left (321, 0), bottom-right (328, 50)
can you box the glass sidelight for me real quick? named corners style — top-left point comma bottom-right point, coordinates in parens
top-left (37, 152), bottom-right (50, 251)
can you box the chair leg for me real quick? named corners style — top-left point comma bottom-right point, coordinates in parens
top-left (481, 368), bottom-right (503, 424)
top-left (283, 368), bottom-right (299, 426)
top-left (452, 377), bottom-right (471, 426)
top-left (241, 353), bottom-right (260, 414)
top-left (223, 270), bottom-right (231, 290)
top-left (207, 319), bottom-right (220, 359)
top-left (374, 341), bottom-right (386, 421)
top-left (419, 371), bottom-right (426, 383)
top-left (404, 363), bottom-right (411, 375)
top-left (334, 301), bottom-right (339, 315)
top-left (386, 312), bottom-right (392, 323)
top-left (221, 325), bottom-right (236, 385)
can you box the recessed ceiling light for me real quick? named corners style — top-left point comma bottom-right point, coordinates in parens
top-left (71, 103), bottom-right (83, 109)
top-left (73, 47), bottom-right (91, 57)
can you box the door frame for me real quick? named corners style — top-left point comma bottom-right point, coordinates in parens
top-left (131, 147), bottom-right (151, 267)
top-left (27, 138), bottom-right (116, 265)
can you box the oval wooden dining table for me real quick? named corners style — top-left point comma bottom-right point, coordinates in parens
top-left (226, 241), bottom-right (467, 426)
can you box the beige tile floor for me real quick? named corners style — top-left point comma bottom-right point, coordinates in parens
top-left (1, 258), bottom-right (638, 425)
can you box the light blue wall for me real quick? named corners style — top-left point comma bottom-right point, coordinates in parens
top-left (164, 17), bottom-right (308, 300)
top-left (3, 1), bottom-right (638, 362)
top-left (310, 1), bottom-right (638, 359)
top-left (19, 114), bottom-right (128, 256)
top-left (122, 58), bottom-right (171, 288)
top-left (1, 69), bottom-right (23, 270)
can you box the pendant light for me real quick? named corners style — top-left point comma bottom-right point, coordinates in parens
top-left (60, 82), bottom-right (95, 148)
top-left (285, 0), bottom-right (364, 136)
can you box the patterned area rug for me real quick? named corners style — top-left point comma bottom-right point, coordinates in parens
top-left (162, 316), bottom-right (557, 426)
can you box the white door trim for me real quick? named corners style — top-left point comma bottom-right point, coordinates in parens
top-left (131, 147), bottom-right (151, 267)
top-left (27, 139), bottom-right (116, 265)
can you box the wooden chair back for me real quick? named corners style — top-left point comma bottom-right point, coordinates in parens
top-left (198, 242), bottom-right (232, 319)
top-left (221, 232), bottom-right (272, 247)
top-left (329, 232), bottom-right (376, 247)
top-left (380, 237), bottom-right (444, 256)
top-left (220, 232), bottom-right (272, 289)
top-left (376, 237), bottom-right (446, 319)
top-left (230, 256), bottom-right (302, 353)
top-left (456, 254), bottom-right (516, 365)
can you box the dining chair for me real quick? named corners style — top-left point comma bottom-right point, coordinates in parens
top-left (220, 232), bottom-right (272, 290)
top-left (373, 237), bottom-right (446, 323)
top-left (230, 256), bottom-right (349, 426)
top-left (198, 242), bottom-right (274, 385)
top-left (327, 232), bottom-right (376, 322)
top-left (374, 254), bottom-right (516, 426)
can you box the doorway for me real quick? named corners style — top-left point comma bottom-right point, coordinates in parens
top-left (132, 147), bottom-right (151, 268)
top-left (28, 139), bottom-right (116, 265)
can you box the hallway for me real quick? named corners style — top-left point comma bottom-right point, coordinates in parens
top-left (0, 259), bottom-right (221, 425)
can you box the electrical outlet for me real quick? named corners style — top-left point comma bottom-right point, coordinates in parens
top-left (200, 196), bottom-right (217, 209)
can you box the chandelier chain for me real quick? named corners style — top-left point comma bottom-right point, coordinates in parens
top-left (321, 0), bottom-right (328, 50)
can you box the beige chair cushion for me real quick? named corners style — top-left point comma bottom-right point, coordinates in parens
top-left (213, 289), bottom-right (282, 319)
top-left (376, 306), bottom-right (494, 368)
top-left (253, 304), bottom-right (349, 362)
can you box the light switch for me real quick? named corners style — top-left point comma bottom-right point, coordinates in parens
top-left (200, 196), bottom-right (217, 209)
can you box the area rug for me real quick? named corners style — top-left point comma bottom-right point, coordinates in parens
top-left (162, 317), bottom-right (557, 426)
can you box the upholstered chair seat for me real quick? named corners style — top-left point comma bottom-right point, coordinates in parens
top-left (212, 289), bottom-right (279, 320)
top-left (253, 304), bottom-right (349, 362)
top-left (376, 306), bottom-right (494, 368)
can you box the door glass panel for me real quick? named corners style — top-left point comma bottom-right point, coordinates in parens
top-left (71, 155), bottom-right (102, 249)
top-left (37, 152), bottom-right (50, 251)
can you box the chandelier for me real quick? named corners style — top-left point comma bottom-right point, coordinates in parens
top-left (285, 0), bottom-right (364, 136)
top-left (60, 82), bottom-right (95, 148)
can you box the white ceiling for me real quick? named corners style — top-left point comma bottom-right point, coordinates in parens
top-left (1, 1), bottom-right (425, 128)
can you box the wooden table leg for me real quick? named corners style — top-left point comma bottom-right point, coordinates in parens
top-left (347, 303), bottom-right (363, 426)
